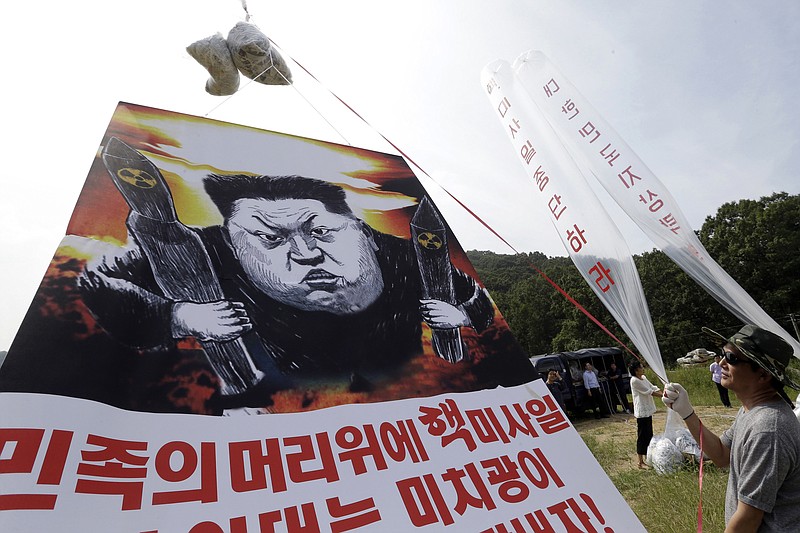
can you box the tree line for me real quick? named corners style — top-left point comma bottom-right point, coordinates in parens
top-left (466, 192), bottom-right (800, 367)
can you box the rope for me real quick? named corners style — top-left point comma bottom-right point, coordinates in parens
top-left (198, 21), bottom-right (648, 368)
top-left (275, 37), bottom-right (650, 367)
top-left (202, 63), bottom-right (271, 118)
top-left (201, 32), bottom-right (351, 145)
top-left (268, 52), bottom-right (351, 145)
top-left (697, 419), bottom-right (705, 533)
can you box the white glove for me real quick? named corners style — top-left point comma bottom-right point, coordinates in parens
top-left (662, 383), bottom-right (694, 420)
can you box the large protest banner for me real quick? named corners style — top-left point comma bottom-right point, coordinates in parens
top-left (0, 102), bottom-right (645, 531)
top-left (0, 102), bottom-right (536, 415)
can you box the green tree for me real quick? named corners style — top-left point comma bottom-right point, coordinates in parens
top-left (699, 192), bottom-right (800, 334)
top-left (634, 249), bottom-right (727, 364)
top-left (469, 252), bottom-right (629, 355)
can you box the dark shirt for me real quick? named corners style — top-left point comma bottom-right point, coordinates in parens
top-left (546, 378), bottom-right (567, 410)
top-left (607, 366), bottom-right (624, 390)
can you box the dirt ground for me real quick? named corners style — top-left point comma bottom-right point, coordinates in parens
top-left (572, 406), bottom-right (738, 473)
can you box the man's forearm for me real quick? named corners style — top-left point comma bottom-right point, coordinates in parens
top-left (725, 501), bottom-right (764, 532)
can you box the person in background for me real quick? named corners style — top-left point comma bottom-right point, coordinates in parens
top-left (709, 353), bottom-right (732, 408)
top-left (546, 369), bottom-right (568, 415)
top-left (583, 362), bottom-right (608, 419)
top-left (607, 362), bottom-right (631, 413)
top-left (663, 325), bottom-right (800, 531)
top-left (795, 392), bottom-right (800, 423)
top-left (629, 360), bottom-right (661, 469)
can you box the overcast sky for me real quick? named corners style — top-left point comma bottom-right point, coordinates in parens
top-left (1, 0), bottom-right (798, 350)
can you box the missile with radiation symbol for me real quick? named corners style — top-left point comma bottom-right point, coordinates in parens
top-left (411, 196), bottom-right (465, 363)
top-left (101, 137), bottom-right (263, 395)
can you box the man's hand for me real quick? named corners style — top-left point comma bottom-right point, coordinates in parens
top-left (420, 300), bottom-right (471, 329)
top-left (172, 300), bottom-right (252, 342)
top-left (662, 382), bottom-right (695, 419)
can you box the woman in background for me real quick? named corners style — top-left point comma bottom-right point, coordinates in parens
top-left (629, 360), bottom-right (661, 469)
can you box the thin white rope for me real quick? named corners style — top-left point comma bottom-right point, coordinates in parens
top-left (202, 67), bottom-right (265, 118)
top-left (269, 48), bottom-right (352, 146)
top-left (201, 17), bottom-right (351, 145)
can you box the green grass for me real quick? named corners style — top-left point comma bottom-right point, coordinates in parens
top-left (578, 365), bottom-right (736, 531)
top-left (582, 429), bottom-right (729, 532)
top-left (612, 464), bottom-right (728, 531)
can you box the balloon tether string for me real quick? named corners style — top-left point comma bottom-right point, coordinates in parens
top-left (199, 28), bottom-right (649, 367)
top-left (271, 36), bottom-right (647, 367)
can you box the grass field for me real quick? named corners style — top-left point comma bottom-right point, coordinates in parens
top-left (574, 365), bottom-right (741, 531)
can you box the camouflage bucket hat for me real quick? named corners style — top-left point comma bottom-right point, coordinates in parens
top-left (702, 325), bottom-right (799, 390)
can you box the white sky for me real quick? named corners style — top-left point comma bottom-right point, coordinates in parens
top-left (1, 0), bottom-right (798, 350)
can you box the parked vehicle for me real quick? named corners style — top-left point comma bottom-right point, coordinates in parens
top-left (529, 347), bottom-right (631, 415)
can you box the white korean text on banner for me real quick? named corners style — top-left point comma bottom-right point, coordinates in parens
top-left (512, 50), bottom-right (800, 358)
top-left (481, 61), bottom-right (666, 379)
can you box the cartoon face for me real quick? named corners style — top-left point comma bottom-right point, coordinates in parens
top-left (227, 197), bottom-right (384, 314)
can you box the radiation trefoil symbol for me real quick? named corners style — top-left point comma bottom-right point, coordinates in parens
top-left (417, 232), bottom-right (443, 250)
top-left (117, 167), bottom-right (157, 189)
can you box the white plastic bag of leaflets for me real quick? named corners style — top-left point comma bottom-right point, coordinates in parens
top-left (647, 408), bottom-right (702, 474)
top-left (186, 21), bottom-right (292, 96)
top-left (186, 32), bottom-right (240, 96)
top-left (227, 22), bottom-right (292, 85)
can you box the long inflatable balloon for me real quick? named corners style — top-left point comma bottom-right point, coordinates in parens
top-left (481, 60), bottom-right (667, 381)
top-left (512, 50), bottom-right (800, 358)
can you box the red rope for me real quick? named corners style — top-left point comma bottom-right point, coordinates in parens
top-left (268, 38), bottom-right (645, 365)
top-left (418, 179), bottom-right (647, 366)
top-left (697, 419), bottom-right (705, 532)
top-left (269, 31), bottom-right (698, 529)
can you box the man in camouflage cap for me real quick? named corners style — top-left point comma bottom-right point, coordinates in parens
top-left (663, 324), bottom-right (800, 531)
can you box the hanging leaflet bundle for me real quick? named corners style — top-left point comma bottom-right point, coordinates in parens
top-left (227, 22), bottom-right (292, 85)
top-left (187, 22), bottom-right (292, 96)
top-left (186, 32), bottom-right (241, 96)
